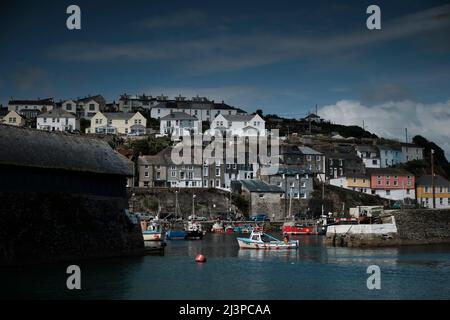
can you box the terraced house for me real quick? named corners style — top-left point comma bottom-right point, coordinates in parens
top-left (138, 147), bottom-right (225, 189)
top-left (87, 111), bottom-right (147, 135)
top-left (416, 175), bottom-right (450, 209)
top-left (118, 93), bottom-right (246, 121)
top-left (7, 98), bottom-right (54, 119)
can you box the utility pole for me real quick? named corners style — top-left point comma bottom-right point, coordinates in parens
top-left (431, 149), bottom-right (436, 209)
top-left (362, 120), bottom-right (365, 131)
top-left (405, 128), bottom-right (408, 143)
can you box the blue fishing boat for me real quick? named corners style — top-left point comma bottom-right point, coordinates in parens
top-left (165, 230), bottom-right (187, 240)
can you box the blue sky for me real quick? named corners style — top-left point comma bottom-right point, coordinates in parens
top-left (0, 0), bottom-right (449, 120)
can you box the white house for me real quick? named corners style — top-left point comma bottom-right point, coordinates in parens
top-left (8, 98), bottom-right (54, 119)
top-left (37, 108), bottom-right (80, 132)
top-left (61, 99), bottom-right (77, 114)
top-left (355, 145), bottom-right (381, 168)
top-left (210, 114), bottom-right (265, 136)
top-left (118, 94), bottom-right (246, 121)
top-left (159, 112), bottom-right (201, 137)
top-left (3, 110), bottom-right (26, 127)
top-left (87, 111), bottom-right (147, 135)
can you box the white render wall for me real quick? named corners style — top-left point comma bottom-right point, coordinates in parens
top-left (326, 218), bottom-right (397, 236)
top-left (36, 116), bottom-right (79, 132)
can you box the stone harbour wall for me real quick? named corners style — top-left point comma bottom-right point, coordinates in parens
top-left (326, 209), bottom-right (450, 247)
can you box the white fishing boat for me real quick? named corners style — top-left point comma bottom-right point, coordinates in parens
top-left (185, 221), bottom-right (204, 240)
top-left (237, 230), bottom-right (299, 250)
top-left (211, 221), bottom-right (225, 233)
top-left (143, 220), bottom-right (164, 241)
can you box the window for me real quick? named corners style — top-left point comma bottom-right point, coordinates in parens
top-left (89, 104), bottom-right (95, 111)
top-left (203, 166), bottom-right (209, 177)
top-left (215, 179), bottom-right (220, 187)
top-left (407, 189), bottom-right (410, 195)
top-left (156, 172), bottom-right (160, 179)
top-left (393, 181), bottom-right (398, 186)
top-left (301, 182), bottom-right (306, 188)
top-left (171, 166), bottom-right (176, 170)
top-left (125, 120), bottom-right (128, 125)
top-left (188, 172), bottom-right (193, 179)
top-left (125, 128), bottom-right (128, 134)
top-left (171, 171), bottom-right (176, 177)
top-left (43, 118), bottom-right (47, 123)
top-left (440, 198), bottom-right (443, 205)
top-left (144, 172), bottom-right (149, 177)
top-left (386, 190), bottom-right (391, 196)
top-left (66, 103), bottom-right (72, 110)
top-left (386, 181), bottom-right (390, 186)
top-left (144, 181), bottom-right (149, 187)
top-left (215, 167), bottom-right (221, 176)
top-left (377, 180), bottom-right (382, 186)
top-left (372, 160), bottom-right (378, 165)
top-left (425, 186), bottom-right (430, 193)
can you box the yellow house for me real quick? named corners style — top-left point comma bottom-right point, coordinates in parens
top-left (347, 175), bottom-right (370, 189)
top-left (87, 112), bottom-right (147, 135)
top-left (416, 175), bottom-right (450, 208)
top-left (3, 110), bottom-right (26, 126)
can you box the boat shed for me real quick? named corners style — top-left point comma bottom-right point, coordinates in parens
top-left (0, 124), bottom-right (133, 197)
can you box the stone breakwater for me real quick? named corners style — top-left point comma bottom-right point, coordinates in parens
top-left (0, 192), bottom-right (144, 266)
top-left (326, 209), bottom-right (450, 247)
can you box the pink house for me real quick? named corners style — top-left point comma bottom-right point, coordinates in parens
top-left (367, 168), bottom-right (415, 201)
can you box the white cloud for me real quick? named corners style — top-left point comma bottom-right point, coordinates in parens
top-left (318, 99), bottom-right (450, 159)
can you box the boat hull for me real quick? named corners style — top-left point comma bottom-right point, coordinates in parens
top-left (143, 232), bottom-right (163, 241)
top-left (237, 238), bottom-right (299, 250)
top-left (185, 230), bottom-right (203, 240)
top-left (282, 226), bottom-right (314, 235)
top-left (166, 230), bottom-right (187, 240)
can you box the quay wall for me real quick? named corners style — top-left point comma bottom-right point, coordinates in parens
top-left (0, 192), bottom-right (144, 266)
top-left (326, 209), bottom-right (450, 247)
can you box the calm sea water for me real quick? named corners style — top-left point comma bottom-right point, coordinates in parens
top-left (2, 233), bottom-right (450, 299)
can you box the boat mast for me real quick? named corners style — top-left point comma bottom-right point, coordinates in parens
top-left (192, 194), bottom-right (196, 219)
top-left (288, 187), bottom-right (293, 220)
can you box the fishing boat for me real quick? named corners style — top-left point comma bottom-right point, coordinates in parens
top-left (185, 221), bottom-right (204, 240)
top-left (237, 230), bottom-right (299, 250)
top-left (143, 221), bottom-right (164, 241)
top-left (165, 229), bottom-right (187, 240)
top-left (282, 221), bottom-right (315, 235)
top-left (211, 221), bottom-right (225, 233)
top-left (225, 224), bottom-right (234, 234)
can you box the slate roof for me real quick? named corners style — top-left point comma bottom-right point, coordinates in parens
top-left (160, 112), bottom-right (198, 121)
top-left (0, 125), bottom-right (133, 176)
top-left (102, 112), bottom-right (137, 120)
top-left (222, 114), bottom-right (257, 122)
top-left (38, 108), bottom-right (76, 118)
top-left (276, 167), bottom-right (312, 175)
top-left (297, 146), bottom-right (323, 155)
top-left (240, 179), bottom-right (283, 193)
top-left (8, 98), bottom-right (54, 106)
top-left (416, 175), bottom-right (450, 187)
top-left (366, 168), bottom-right (413, 176)
top-left (139, 147), bottom-right (175, 166)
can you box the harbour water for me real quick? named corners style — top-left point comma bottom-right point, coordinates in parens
top-left (2, 233), bottom-right (450, 299)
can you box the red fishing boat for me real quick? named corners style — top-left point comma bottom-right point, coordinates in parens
top-left (282, 221), bottom-right (315, 235)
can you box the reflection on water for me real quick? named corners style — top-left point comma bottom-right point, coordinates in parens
top-left (238, 248), bottom-right (299, 261)
top-left (1, 233), bottom-right (450, 299)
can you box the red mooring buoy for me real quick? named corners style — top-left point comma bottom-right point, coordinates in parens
top-left (195, 254), bottom-right (206, 263)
